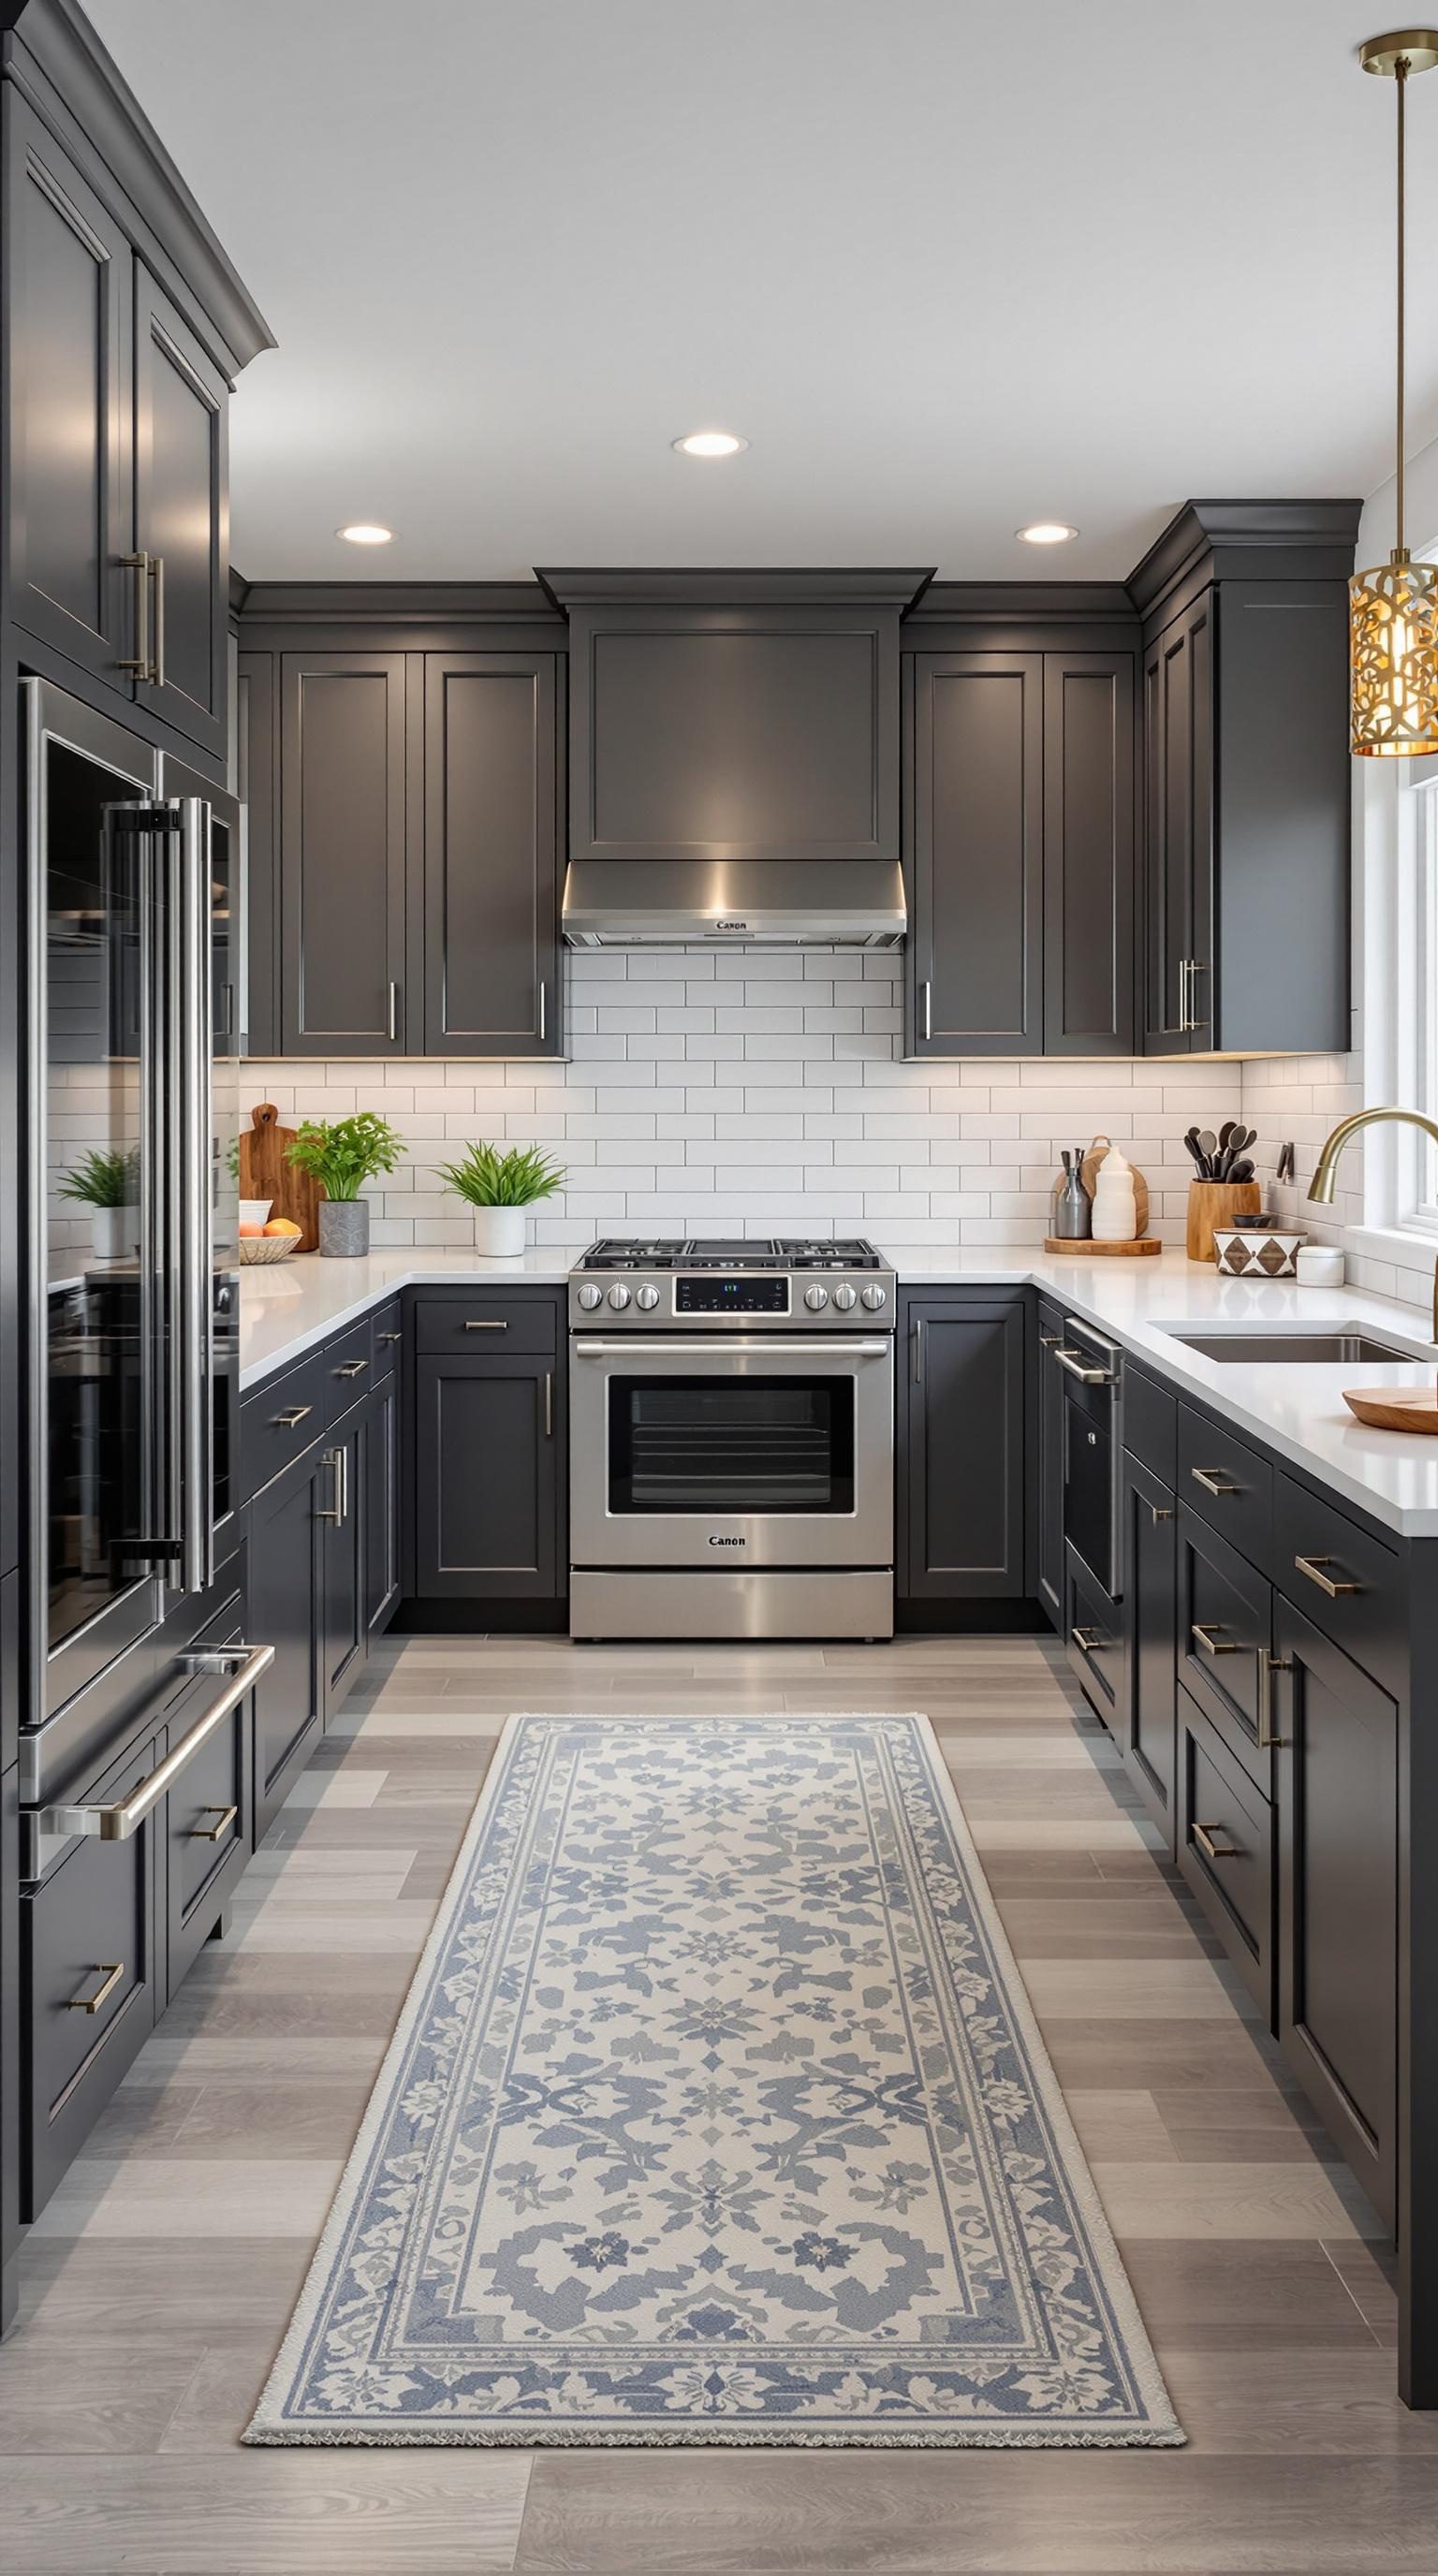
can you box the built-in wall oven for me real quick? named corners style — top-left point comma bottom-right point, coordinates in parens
top-left (568, 1238), bottom-right (896, 1639)
top-left (19, 679), bottom-right (264, 1873)
top-left (1058, 1314), bottom-right (1124, 1600)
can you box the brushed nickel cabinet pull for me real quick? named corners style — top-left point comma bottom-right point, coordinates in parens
top-left (1294, 1553), bottom-right (1360, 1598)
top-left (1258, 1648), bottom-right (1293, 1749)
top-left (1191, 1466), bottom-right (1240, 1497)
top-left (65, 1961), bottom-right (125, 2014)
top-left (377, 1330), bottom-right (403, 1345)
top-left (388, 980), bottom-right (399, 1042)
top-left (911, 1318), bottom-right (924, 1383)
top-left (919, 979), bottom-right (932, 1043)
top-left (1191, 1621), bottom-right (1236, 1655)
top-left (118, 551), bottom-right (153, 676)
top-left (1040, 1332), bottom-right (1063, 1347)
top-left (271, 1404), bottom-right (312, 1429)
top-left (465, 1318), bottom-right (507, 1331)
top-left (1072, 1625), bottom-right (1105, 1653)
top-left (39, 1647), bottom-right (275, 1844)
top-left (538, 979), bottom-right (547, 1044)
top-left (150, 553), bottom-right (165, 687)
top-left (1056, 1346), bottom-right (1113, 1384)
top-left (543, 1371), bottom-right (553, 1437)
top-left (1151, 1502), bottom-right (1174, 1523)
top-left (316, 1449), bottom-right (344, 1523)
top-left (189, 1803), bottom-right (237, 1843)
top-left (1192, 1822), bottom-right (1239, 1863)
top-left (334, 1357), bottom-right (368, 1379)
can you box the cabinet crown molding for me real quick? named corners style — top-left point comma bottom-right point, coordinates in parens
top-left (536, 566), bottom-right (935, 614)
top-left (1126, 497), bottom-right (1364, 624)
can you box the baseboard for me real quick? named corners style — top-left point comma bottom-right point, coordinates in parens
top-left (391, 1599), bottom-right (569, 1634)
top-left (894, 1598), bottom-right (1051, 1634)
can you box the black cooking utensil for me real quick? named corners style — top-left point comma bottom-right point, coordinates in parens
top-left (1229, 1157), bottom-right (1255, 1183)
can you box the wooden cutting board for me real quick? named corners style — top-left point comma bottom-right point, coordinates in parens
top-left (239, 1103), bottom-right (323, 1252)
top-left (1343, 1386), bottom-right (1438, 1434)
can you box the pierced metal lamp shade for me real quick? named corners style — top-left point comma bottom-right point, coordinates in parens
top-left (1350, 548), bottom-right (1438, 753)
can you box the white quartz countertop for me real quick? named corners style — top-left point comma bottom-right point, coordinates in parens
top-left (239, 1240), bottom-right (1438, 1539)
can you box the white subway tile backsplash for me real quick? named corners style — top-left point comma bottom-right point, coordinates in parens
top-left (242, 944), bottom-right (1247, 1250)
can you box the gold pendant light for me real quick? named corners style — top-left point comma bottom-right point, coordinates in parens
top-left (1352, 30), bottom-right (1438, 754)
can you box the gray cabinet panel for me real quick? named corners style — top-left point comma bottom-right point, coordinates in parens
top-left (249, 1442), bottom-right (324, 1837)
top-left (900, 1296), bottom-right (1027, 1599)
top-left (362, 1376), bottom-right (402, 1641)
top-left (413, 1354), bottom-right (560, 1599)
top-left (320, 1413), bottom-right (364, 1710)
top-left (1042, 652), bottom-right (1135, 1053)
top-left (1122, 1447), bottom-right (1177, 1851)
top-left (4, 92), bottom-right (131, 686)
top-left (909, 653), bottom-right (1043, 1054)
top-left (1034, 1302), bottom-right (1065, 1623)
top-left (237, 651), bottom-right (277, 1054)
top-left (422, 653), bottom-right (558, 1054)
top-left (279, 652), bottom-right (408, 1053)
top-left (132, 271), bottom-right (228, 761)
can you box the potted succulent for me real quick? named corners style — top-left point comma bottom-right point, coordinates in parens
top-left (59, 1147), bottom-right (139, 1261)
top-left (285, 1112), bottom-right (404, 1256)
top-left (435, 1141), bottom-right (565, 1256)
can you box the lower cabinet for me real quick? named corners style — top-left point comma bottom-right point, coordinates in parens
top-left (249, 1439), bottom-right (327, 1840)
top-left (161, 1598), bottom-right (254, 1997)
top-left (1275, 1597), bottom-right (1398, 2233)
top-left (1175, 1682), bottom-right (1275, 2019)
top-left (319, 1407), bottom-right (365, 1708)
top-left (1120, 1448), bottom-right (1177, 1851)
top-left (1034, 1300), bottom-right (1065, 1621)
top-left (1065, 1545), bottom-right (1122, 1725)
top-left (412, 1352), bottom-right (563, 1600)
top-left (899, 1295), bottom-right (1028, 1602)
top-left (361, 1371), bottom-right (402, 1640)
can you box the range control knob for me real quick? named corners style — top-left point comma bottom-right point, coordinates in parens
top-left (860, 1282), bottom-right (888, 1310)
top-left (577, 1281), bottom-right (603, 1310)
top-left (636, 1282), bottom-right (660, 1310)
top-left (607, 1282), bottom-right (632, 1310)
top-left (803, 1282), bottom-right (829, 1310)
top-left (831, 1281), bottom-right (858, 1311)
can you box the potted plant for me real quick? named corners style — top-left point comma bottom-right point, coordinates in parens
top-left (435, 1141), bottom-right (565, 1256)
top-left (59, 1147), bottom-right (139, 1261)
top-left (285, 1112), bottom-right (404, 1256)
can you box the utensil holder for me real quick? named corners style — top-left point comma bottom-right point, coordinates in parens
top-left (1186, 1180), bottom-right (1262, 1263)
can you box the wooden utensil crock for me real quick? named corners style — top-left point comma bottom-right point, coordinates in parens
top-left (1186, 1179), bottom-right (1261, 1263)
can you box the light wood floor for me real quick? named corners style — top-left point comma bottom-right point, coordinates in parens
top-left (3, 1632), bottom-right (1437, 2574)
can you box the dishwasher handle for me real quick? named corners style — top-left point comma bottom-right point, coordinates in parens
top-left (38, 1643), bottom-right (274, 1843)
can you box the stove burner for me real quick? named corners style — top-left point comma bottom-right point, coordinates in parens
top-left (579, 1237), bottom-right (884, 1274)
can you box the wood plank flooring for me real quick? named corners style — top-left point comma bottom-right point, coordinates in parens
top-left (3, 1632), bottom-right (1437, 2573)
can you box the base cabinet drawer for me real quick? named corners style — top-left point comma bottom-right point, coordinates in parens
top-left (1176, 1685), bottom-right (1274, 2020)
top-left (240, 1347), bottom-right (330, 1503)
top-left (1176, 1502), bottom-right (1275, 1795)
top-left (1275, 1475), bottom-right (1404, 1697)
top-left (1178, 1403), bottom-right (1273, 1571)
top-left (164, 1627), bottom-right (254, 1999)
top-left (413, 1295), bottom-right (558, 1356)
top-left (1065, 1545), bottom-right (1121, 1724)
top-left (22, 1730), bottom-right (161, 2219)
top-left (1275, 1599), bottom-right (1398, 2233)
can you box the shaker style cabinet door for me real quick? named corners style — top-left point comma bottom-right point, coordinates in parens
top-left (1034, 1302), bottom-right (1066, 1622)
top-left (3, 92), bottom-right (132, 689)
top-left (422, 653), bottom-right (560, 1054)
top-left (907, 654), bottom-right (1043, 1055)
top-left (1042, 651), bottom-right (1136, 1054)
top-left (1142, 593), bottom-right (1214, 1053)
top-left (278, 652), bottom-right (409, 1054)
top-left (899, 1297), bottom-right (1027, 1599)
top-left (249, 1442), bottom-right (325, 1839)
top-left (1121, 1447), bottom-right (1178, 1851)
top-left (131, 269), bottom-right (229, 762)
top-left (412, 1354), bottom-right (562, 1600)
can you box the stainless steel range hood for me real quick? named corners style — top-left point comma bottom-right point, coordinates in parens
top-left (561, 858), bottom-right (906, 949)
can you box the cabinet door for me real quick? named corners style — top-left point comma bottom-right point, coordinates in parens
top-left (1043, 651), bottom-right (1135, 1054)
top-left (423, 653), bottom-right (559, 1054)
top-left (320, 1416), bottom-right (365, 1713)
top-left (1121, 1449), bottom-right (1178, 1850)
top-left (249, 1443), bottom-right (324, 1837)
top-left (4, 92), bottom-right (132, 686)
top-left (163, 1605), bottom-right (253, 1997)
top-left (1143, 593), bottom-right (1213, 1052)
top-left (238, 651), bottom-right (277, 1053)
top-left (362, 1375), bottom-right (402, 1641)
top-left (908, 654), bottom-right (1042, 1055)
top-left (413, 1354), bottom-right (561, 1599)
top-left (1034, 1304), bottom-right (1065, 1623)
top-left (132, 270), bottom-right (228, 760)
top-left (900, 1298), bottom-right (1027, 1599)
top-left (279, 652), bottom-right (408, 1053)
top-left (1275, 1599), bottom-right (1397, 2232)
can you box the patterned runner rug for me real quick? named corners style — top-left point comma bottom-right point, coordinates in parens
top-left (248, 1713), bottom-right (1181, 2447)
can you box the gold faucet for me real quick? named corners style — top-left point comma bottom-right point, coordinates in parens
top-left (1308, 1107), bottom-right (1438, 1342)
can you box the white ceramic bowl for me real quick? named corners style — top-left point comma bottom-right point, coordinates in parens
top-left (240, 1197), bottom-right (272, 1228)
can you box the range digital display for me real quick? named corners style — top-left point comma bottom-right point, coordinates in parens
top-left (675, 1276), bottom-right (791, 1314)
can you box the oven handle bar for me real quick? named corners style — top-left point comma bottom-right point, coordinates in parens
top-left (571, 1339), bottom-right (893, 1358)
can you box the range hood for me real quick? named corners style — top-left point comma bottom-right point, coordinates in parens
top-left (561, 857), bottom-right (906, 950)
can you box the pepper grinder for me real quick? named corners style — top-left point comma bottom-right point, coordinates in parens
top-left (1052, 1150), bottom-right (1092, 1241)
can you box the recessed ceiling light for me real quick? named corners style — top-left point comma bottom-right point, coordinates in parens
top-left (672, 430), bottom-right (749, 458)
top-left (337, 522), bottom-right (394, 545)
top-left (1016, 521), bottom-right (1078, 545)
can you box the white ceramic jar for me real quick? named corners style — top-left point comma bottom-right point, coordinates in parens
top-left (1295, 1243), bottom-right (1345, 1286)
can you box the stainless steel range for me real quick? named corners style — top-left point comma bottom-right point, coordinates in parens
top-left (567, 1238), bottom-right (896, 1641)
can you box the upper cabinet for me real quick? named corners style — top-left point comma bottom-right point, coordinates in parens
top-left (2, 36), bottom-right (271, 768)
top-left (239, 600), bottom-right (565, 1059)
top-left (541, 570), bottom-right (932, 866)
top-left (1130, 502), bottom-right (1361, 1057)
top-left (904, 617), bottom-right (1136, 1057)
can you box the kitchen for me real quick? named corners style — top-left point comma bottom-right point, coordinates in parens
top-left (6, 0), bottom-right (1438, 2565)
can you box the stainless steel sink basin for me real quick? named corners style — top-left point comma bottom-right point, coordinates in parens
top-left (1164, 1328), bottom-right (1422, 1365)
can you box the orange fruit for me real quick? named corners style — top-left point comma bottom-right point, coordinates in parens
top-left (263, 1218), bottom-right (302, 1237)
top-left (239, 1222), bottom-right (262, 1237)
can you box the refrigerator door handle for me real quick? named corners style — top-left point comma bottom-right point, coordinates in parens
top-left (175, 796), bottom-right (214, 1593)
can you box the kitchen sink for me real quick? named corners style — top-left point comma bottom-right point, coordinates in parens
top-left (1163, 1327), bottom-right (1424, 1365)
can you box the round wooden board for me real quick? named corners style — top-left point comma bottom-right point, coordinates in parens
top-left (1343, 1385), bottom-right (1438, 1434)
top-left (1042, 1235), bottom-right (1162, 1256)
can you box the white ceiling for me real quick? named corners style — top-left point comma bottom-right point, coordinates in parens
top-left (87, 0), bottom-right (1438, 581)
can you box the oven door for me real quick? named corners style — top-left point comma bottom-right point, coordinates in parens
top-left (569, 1336), bottom-right (894, 1570)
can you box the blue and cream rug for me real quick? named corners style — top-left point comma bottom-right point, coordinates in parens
top-left (248, 1713), bottom-right (1181, 2447)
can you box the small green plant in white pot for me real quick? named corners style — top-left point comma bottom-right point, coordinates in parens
top-left (286, 1113), bottom-right (404, 1256)
top-left (435, 1142), bottom-right (565, 1256)
top-left (59, 1147), bottom-right (139, 1261)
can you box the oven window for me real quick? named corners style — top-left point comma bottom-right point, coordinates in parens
top-left (608, 1377), bottom-right (855, 1514)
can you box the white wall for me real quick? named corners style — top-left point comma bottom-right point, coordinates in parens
top-left (244, 946), bottom-right (1241, 1251)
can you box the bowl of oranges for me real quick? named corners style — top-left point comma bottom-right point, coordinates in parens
top-left (238, 1201), bottom-right (304, 1264)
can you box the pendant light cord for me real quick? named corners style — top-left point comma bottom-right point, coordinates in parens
top-left (1399, 51), bottom-right (1409, 558)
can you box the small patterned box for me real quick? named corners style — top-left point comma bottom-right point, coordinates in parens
top-left (1211, 1223), bottom-right (1305, 1279)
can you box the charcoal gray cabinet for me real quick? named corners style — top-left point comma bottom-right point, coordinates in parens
top-left (319, 1409), bottom-right (365, 1709)
top-left (1034, 1299), bottom-right (1065, 1621)
top-left (1275, 1597), bottom-right (1398, 2234)
top-left (1142, 593), bottom-right (1212, 1050)
top-left (1120, 1446), bottom-right (1178, 1851)
top-left (413, 1353), bottom-right (563, 1602)
top-left (362, 1371), bottom-right (402, 1642)
top-left (906, 650), bottom-right (1134, 1056)
top-left (898, 1295), bottom-right (1027, 1602)
top-left (422, 653), bottom-right (559, 1054)
top-left (278, 652), bottom-right (409, 1055)
top-left (131, 269), bottom-right (228, 762)
top-left (248, 1438), bottom-right (325, 1839)
top-left (160, 1588), bottom-right (252, 1997)
top-left (237, 651), bottom-right (277, 1053)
